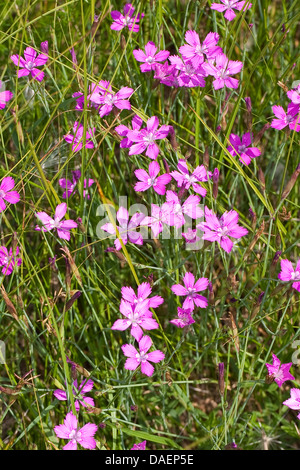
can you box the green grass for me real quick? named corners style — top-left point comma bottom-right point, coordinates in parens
top-left (0, 0), bottom-right (300, 450)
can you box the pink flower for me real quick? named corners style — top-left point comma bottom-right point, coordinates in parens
top-left (141, 204), bottom-right (169, 238)
top-left (265, 354), bottom-right (295, 388)
top-left (0, 177), bottom-right (20, 211)
top-left (59, 170), bottom-right (94, 199)
top-left (54, 412), bottom-right (98, 450)
top-left (0, 81), bottom-right (13, 110)
top-left (182, 228), bottom-right (201, 244)
top-left (35, 203), bottom-right (78, 241)
top-left (64, 121), bottom-right (95, 152)
top-left (0, 246), bottom-right (22, 276)
top-left (278, 259), bottom-right (300, 292)
top-left (133, 41), bottom-right (170, 72)
top-left (171, 272), bottom-right (208, 311)
top-left (88, 80), bottom-right (134, 118)
top-left (134, 161), bottom-right (172, 195)
top-left (115, 115), bottom-right (143, 148)
top-left (112, 299), bottom-right (159, 341)
top-left (197, 206), bottom-right (248, 253)
top-left (179, 31), bottom-right (222, 68)
top-left (121, 282), bottom-right (164, 309)
top-left (227, 132), bottom-right (261, 165)
top-left (271, 103), bottom-right (300, 132)
top-left (131, 440), bottom-right (146, 450)
top-left (202, 53), bottom-right (243, 90)
top-left (40, 41), bottom-right (49, 54)
top-left (101, 206), bottom-right (145, 251)
top-left (54, 379), bottom-right (95, 411)
top-left (211, 1), bottom-right (252, 21)
top-left (283, 388), bottom-right (300, 419)
top-left (287, 83), bottom-right (300, 105)
top-left (170, 307), bottom-right (195, 328)
top-left (127, 116), bottom-right (170, 160)
top-left (10, 46), bottom-right (48, 82)
top-left (169, 56), bottom-right (206, 88)
top-left (163, 190), bottom-right (204, 228)
top-left (170, 160), bottom-right (211, 197)
top-left (153, 62), bottom-right (179, 87)
top-left (110, 3), bottom-right (144, 32)
top-left (121, 335), bottom-right (165, 377)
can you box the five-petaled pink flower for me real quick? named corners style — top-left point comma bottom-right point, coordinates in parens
top-left (54, 412), bottom-right (98, 450)
top-left (211, 1), bottom-right (252, 21)
top-left (133, 41), bottom-right (170, 72)
top-left (283, 389), bottom-right (300, 419)
top-left (265, 354), bottom-right (295, 388)
top-left (271, 103), bottom-right (300, 132)
top-left (134, 161), bottom-right (172, 195)
top-left (141, 204), bottom-right (169, 238)
top-left (115, 115), bottom-right (143, 148)
top-left (127, 116), bottom-right (170, 160)
top-left (171, 272), bottom-right (208, 311)
top-left (59, 170), bottom-right (94, 199)
top-left (35, 203), bottom-right (78, 241)
top-left (287, 84), bottom-right (300, 105)
top-left (131, 440), bottom-right (147, 450)
top-left (122, 335), bottom-right (165, 377)
top-left (88, 80), bottom-right (134, 118)
top-left (163, 190), bottom-right (203, 228)
top-left (0, 245), bottom-right (22, 276)
top-left (11, 46), bottom-right (48, 82)
top-left (171, 160), bottom-right (211, 197)
top-left (54, 379), bottom-right (95, 411)
top-left (170, 307), bottom-right (195, 328)
top-left (121, 282), bottom-right (164, 309)
top-left (278, 259), bottom-right (300, 292)
top-left (179, 31), bottom-right (222, 68)
top-left (101, 206), bottom-right (145, 251)
top-left (202, 53), bottom-right (243, 90)
top-left (197, 206), bottom-right (248, 253)
top-left (227, 132), bottom-right (261, 165)
top-left (0, 81), bottom-right (13, 110)
top-left (112, 299), bottom-right (159, 341)
top-left (64, 122), bottom-right (95, 152)
top-left (169, 56), bottom-right (207, 88)
top-left (110, 3), bottom-right (144, 32)
top-left (0, 177), bottom-right (20, 212)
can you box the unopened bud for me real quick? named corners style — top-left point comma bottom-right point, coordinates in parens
top-left (203, 147), bottom-right (209, 169)
top-left (218, 362), bottom-right (225, 396)
top-left (40, 41), bottom-right (48, 54)
top-left (213, 168), bottom-right (219, 199)
top-left (281, 164), bottom-right (300, 200)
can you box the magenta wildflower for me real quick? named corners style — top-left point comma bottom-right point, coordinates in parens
top-left (59, 170), bottom-right (94, 199)
top-left (0, 177), bottom-right (20, 211)
top-left (101, 206), bottom-right (145, 251)
top-left (54, 379), bottom-right (95, 411)
top-left (64, 121), bottom-right (95, 152)
top-left (278, 259), bottom-right (300, 292)
top-left (265, 354), bottom-right (295, 388)
top-left (121, 335), bottom-right (165, 377)
top-left (287, 84), bottom-right (300, 105)
top-left (179, 31), bottom-right (222, 68)
top-left (134, 161), bottom-right (172, 195)
top-left (54, 412), bottom-right (97, 450)
top-left (141, 204), bottom-right (169, 238)
top-left (112, 299), bottom-right (159, 341)
top-left (182, 228), bottom-right (201, 244)
top-left (115, 115), bottom-right (143, 148)
top-left (11, 46), bottom-right (48, 82)
top-left (35, 203), bottom-right (78, 241)
top-left (227, 132), bottom-right (261, 165)
top-left (0, 246), bottom-right (22, 276)
top-left (40, 41), bottom-right (49, 54)
top-left (88, 80), bottom-right (134, 118)
top-left (127, 116), bottom-right (170, 160)
top-left (211, 0), bottom-right (252, 21)
top-left (110, 3), bottom-right (144, 32)
top-left (163, 190), bottom-right (203, 228)
top-left (169, 56), bottom-right (207, 88)
top-left (171, 272), bottom-right (208, 311)
top-left (170, 160), bottom-right (211, 197)
top-left (0, 81), bottom-right (13, 110)
top-left (133, 41), bottom-right (170, 72)
top-left (131, 440), bottom-right (146, 450)
top-left (170, 307), bottom-right (195, 328)
top-left (271, 103), bottom-right (300, 132)
top-left (197, 206), bottom-right (248, 253)
top-left (153, 62), bottom-right (179, 87)
top-left (202, 53), bottom-right (243, 90)
top-left (283, 389), bottom-right (300, 419)
top-left (121, 282), bottom-right (164, 309)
